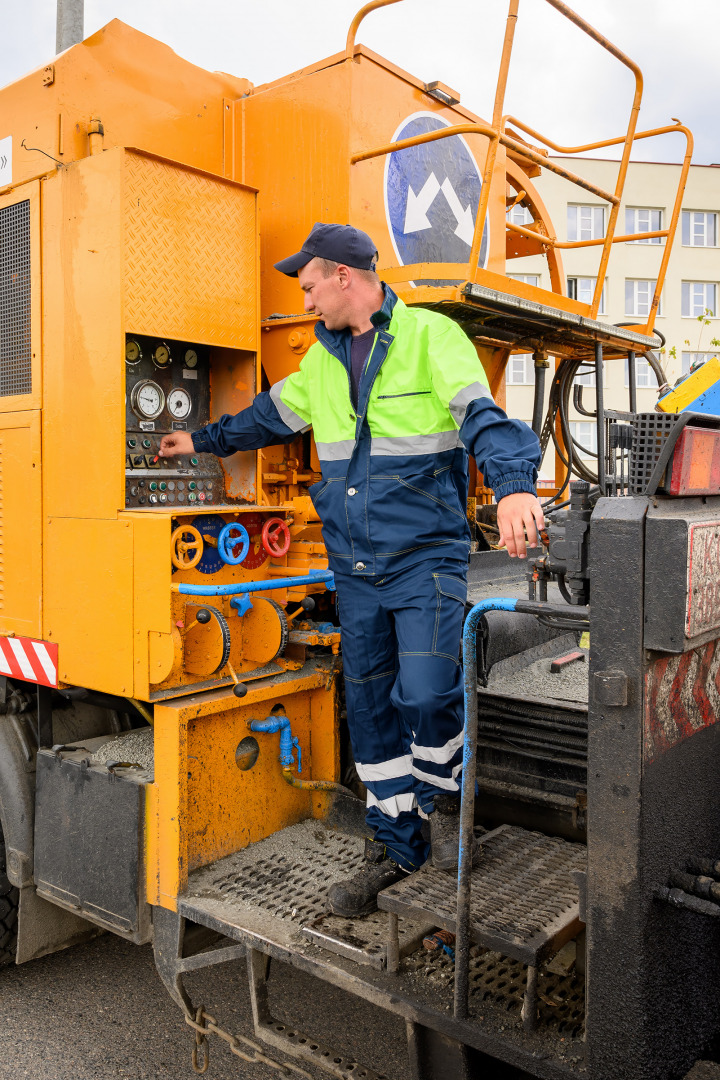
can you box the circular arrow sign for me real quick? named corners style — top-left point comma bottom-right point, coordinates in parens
top-left (384, 113), bottom-right (488, 285)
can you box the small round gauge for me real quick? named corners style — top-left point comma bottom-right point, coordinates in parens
top-left (125, 339), bottom-right (142, 364)
top-left (131, 379), bottom-right (165, 420)
top-left (167, 387), bottom-right (192, 420)
top-left (184, 348), bottom-right (198, 369)
top-left (153, 342), bottom-right (171, 367)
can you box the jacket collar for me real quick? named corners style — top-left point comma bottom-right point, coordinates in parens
top-left (314, 283), bottom-right (399, 361)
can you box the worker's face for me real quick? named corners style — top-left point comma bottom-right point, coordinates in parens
top-left (298, 260), bottom-right (349, 330)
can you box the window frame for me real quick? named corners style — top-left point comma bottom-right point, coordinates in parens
top-left (625, 278), bottom-right (661, 319)
top-left (506, 353), bottom-right (534, 385)
top-left (625, 206), bottom-right (663, 244)
top-left (681, 210), bottom-right (718, 248)
top-left (681, 281), bottom-right (717, 319)
top-left (567, 203), bottom-right (606, 243)
top-left (567, 275), bottom-right (607, 315)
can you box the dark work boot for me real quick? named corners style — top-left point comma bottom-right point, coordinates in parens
top-left (328, 839), bottom-right (411, 917)
top-left (430, 794), bottom-right (481, 872)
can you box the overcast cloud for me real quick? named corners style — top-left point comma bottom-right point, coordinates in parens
top-left (3, 0), bottom-right (718, 165)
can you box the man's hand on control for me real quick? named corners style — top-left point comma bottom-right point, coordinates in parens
top-left (496, 492), bottom-right (545, 559)
top-left (158, 431), bottom-right (195, 457)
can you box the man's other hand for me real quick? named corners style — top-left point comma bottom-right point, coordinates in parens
top-left (159, 431), bottom-right (195, 457)
top-left (496, 492), bottom-right (545, 559)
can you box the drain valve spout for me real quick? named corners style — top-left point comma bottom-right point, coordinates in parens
top-left (249, 715), bottom-right (357, 798)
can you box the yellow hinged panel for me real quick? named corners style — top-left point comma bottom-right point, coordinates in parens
top-left (122, 149), bottom-right (258, 351)
top-left (0, 411), bottom-right (42, 637)
top-left (44, 517), bottom-right (134, 695)
top-left (120, 510), bottom-right (172, 699)
top-left (0, 182), bottom-right (42, 413)
top-left (41, 155), bottom-right (124, 521)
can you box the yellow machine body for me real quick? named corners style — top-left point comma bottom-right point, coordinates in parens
top-left (0, 10), bottom-right (689, 917)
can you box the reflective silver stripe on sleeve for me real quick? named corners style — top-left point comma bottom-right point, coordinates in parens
top-left (269, 377), bottom-right (312, 433)
top-left (370, 430), bottom-right (462, 456)
top-left (315, 439), bottom-right (356, 461)
top-left (449, 381), bottom-right (493, 426)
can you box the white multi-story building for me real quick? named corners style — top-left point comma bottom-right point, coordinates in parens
top-left (503, 157), bottom-right (720, 480)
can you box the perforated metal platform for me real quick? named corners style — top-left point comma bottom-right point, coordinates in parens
top-left (378, 825), bottom-right (586, 966)
top-left (180, 820), bottom-right (431, 967)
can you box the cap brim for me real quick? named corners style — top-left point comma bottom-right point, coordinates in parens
top-left (273, 249), bottom-right (314, 277)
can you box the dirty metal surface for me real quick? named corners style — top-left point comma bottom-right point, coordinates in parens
top-left (378, 826), bottom-right (585, 966)
top-left (302, 911), bottom-right (434, 970)
top-left (405, 944), bottom-right (585, 1042)
top-left (182, 820), bottom-right (425, 967)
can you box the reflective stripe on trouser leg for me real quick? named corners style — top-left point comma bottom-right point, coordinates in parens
top-left (335, 557), bottom-right (467, 870)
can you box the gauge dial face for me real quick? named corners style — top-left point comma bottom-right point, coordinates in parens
top-left (153, 342), bottom-right (171, 367)
top-left (131, 380), bottom-right (165, 420)
top-left (184, 349), bottom-right (198, 369)
top-left (125, 339), bottom-right (142, 364)
top-left (167, 387), bottom-right (192, 420)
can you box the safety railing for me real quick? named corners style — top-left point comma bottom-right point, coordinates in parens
top-left (346, 0), bottom-right (693, 336)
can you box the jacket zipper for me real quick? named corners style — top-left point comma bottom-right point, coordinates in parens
top-left (377, 390), bottom-right (431, 399)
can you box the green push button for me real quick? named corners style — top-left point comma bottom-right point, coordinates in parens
top-left (127, 438), bottom-right (137, 448)
top-left (190, 457), bottom-right (198, 466)
top-left (188, 481), bottom-right (197, 490)
top-left (142, 438), bottom-right (152, 449)
top-left (149, 482), bottom-right (157, 491)
top-left (159, 482), bottom-right (167, 491)
top-left (188, 493), bottom-right (197, 502)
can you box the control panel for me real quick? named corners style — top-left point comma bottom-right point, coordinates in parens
top-left (124, 334), bottom-right (225, 508)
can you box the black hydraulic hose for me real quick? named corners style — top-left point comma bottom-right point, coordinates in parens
top-left (531, 359), bottom-right (546, 437)
top-left (556, 574), bottom-right (574, 605)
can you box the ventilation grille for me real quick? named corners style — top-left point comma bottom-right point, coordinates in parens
top-left (0, 201), bottom-right (32, 397)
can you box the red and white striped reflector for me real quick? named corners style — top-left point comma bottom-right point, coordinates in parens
top-left (0, 636), bottom-right (58, 688)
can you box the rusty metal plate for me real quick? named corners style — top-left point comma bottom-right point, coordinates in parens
top-left (302, 910), bottom-right (434, 970)
top-left (377, 825), bottom-right (585, 966)
top-left (686, 521), bottom-right (720, 639)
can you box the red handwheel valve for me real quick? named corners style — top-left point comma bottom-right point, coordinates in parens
top-left (261, 517), bottom-right (291, 559)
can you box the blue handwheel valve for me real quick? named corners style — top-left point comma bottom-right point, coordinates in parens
top-left (218, 522), bottom-right (250, 566)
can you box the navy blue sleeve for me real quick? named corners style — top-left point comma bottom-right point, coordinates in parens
top-left (191, 390), bottom-right (298, 458)
top-left (459, 398), bottom-right (541, 500)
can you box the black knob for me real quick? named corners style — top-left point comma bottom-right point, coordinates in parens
top-left (233, 683), bottom-right (248, 698)
top-left (301, 596), bottom-right (316, 612)
top-left (196, 608), bottom-right (212, 624)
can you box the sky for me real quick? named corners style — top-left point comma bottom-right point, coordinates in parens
top-left (3, 0), bottom-right (718, 166)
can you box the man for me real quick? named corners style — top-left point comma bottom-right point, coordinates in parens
top-left (160, 222), bottom-right (543, 917)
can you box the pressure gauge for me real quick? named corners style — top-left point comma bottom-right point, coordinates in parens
top-left (184, 348), bottom-right (198, 369)
top-left (167, 387), bottom-right (192, 420)
top-left (153, 342), bottom-right (171, 367)
top-left (125, 339), bottom-right (142, 365)
top-left (131, 379), bottom-right (165, 420)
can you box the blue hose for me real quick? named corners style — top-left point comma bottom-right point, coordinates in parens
top-left (175, 570), bottom-right (335, 597)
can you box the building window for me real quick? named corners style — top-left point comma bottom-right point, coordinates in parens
top-left (569, 421), bottom-right (598, 458)
top-left (682, 281), bottom-right (717, 318)
top-left (574, 362), bottom-right (596, 387)
top-left (625, 207), bottom-right (662, 244)
top-left (568, 204), bottom-right (605, 242)
top-left (507, 204), bottom-right (534, 227)
top-left (624, 356), bottom-right (655, 388)
top-left (568, 276), bottom-right (606, 314)
top-left (625, 279), bottom-right (659, 318)
top-left (506, 354), bottom-right (534, 385)
top-left (507, 273), bottom-right (540, 288)
top-left (682, 211), bottom-right (717, 247)
top-left (682, 351), bottom-right (720, 375)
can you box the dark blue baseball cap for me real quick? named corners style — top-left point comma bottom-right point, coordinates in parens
top-left (274, 222), bottom-right (378, 277)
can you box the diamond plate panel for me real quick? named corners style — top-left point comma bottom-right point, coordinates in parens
top-left (123, 152), bottom-right (256, 349)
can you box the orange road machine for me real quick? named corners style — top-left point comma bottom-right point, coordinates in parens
top-left (2, 3), bottom-right (720, 1079)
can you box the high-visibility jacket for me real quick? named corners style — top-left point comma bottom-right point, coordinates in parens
top-left (192, 286), bottom-right (541, 575)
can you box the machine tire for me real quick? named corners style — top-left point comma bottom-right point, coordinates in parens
top-left (0, 829), bottom-right (18, 965)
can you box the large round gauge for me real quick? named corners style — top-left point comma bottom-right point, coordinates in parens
top-left (167, 387), bottom-right (192, 420)
top-left (131, 380), bottom-right (165, 420)
top-left (125, 339), bottom-right (142, 364)
top-left (184, 349), bottom-right (198, 369)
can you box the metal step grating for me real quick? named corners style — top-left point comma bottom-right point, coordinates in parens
top-left (378, 825), bottom-right (585, 966)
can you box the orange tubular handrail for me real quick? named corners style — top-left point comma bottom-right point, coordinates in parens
top-left (346, 0), bottom-right (692, 335)
top-left (345, 0), bottom-right (403, 60)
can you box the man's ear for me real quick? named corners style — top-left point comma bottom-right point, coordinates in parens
top-left (336, 264), bottom-right (351, 289)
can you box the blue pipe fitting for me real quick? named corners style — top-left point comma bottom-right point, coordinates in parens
top-left (177, 569), bottom-right (335, 598)
top-left (250, 714), bottom-right (302, 772)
